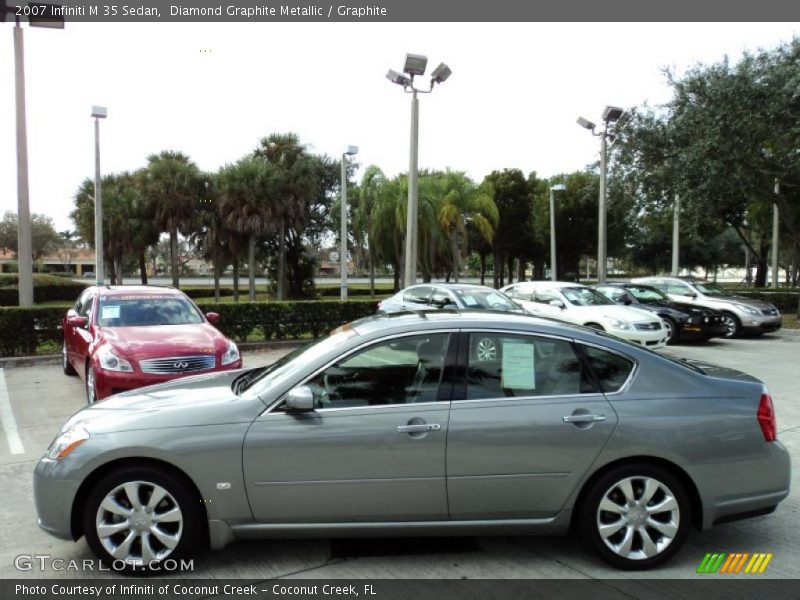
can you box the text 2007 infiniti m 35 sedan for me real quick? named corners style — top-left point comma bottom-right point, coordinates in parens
top-left (34, 311), bottom-right (790, 572)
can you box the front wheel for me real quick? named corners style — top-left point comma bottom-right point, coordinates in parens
top-left (662, 317), bottom-right (678, 344)
top-left (721, 313), bottom-right (741, 338)
top-left (86, 365), bottom-right (98, 405)
top-left (579, 464), bottom-right (690, 569)
top-left (62, 340), bottom-right (77, 376)
top-left (82, 466), bottom-right (202, 573)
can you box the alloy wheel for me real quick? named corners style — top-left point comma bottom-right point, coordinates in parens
top-left (86, 367), bottom-right (97, 405)
top-left (95, 480), bottom-right (183, 566)
top-left (595, 475), bottom-right (680, 561)
top-left (475, 337), bottom-right (497, 361)
top-left (721, 315), bottom-right (739, 338)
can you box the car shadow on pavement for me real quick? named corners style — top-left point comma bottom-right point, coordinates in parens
top-left (329, 537), bottom-right (483, 559)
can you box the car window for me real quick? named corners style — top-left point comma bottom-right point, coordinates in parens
top-left (306, 333), bottom-right (451, 408)
top-left (463, 333), bottom-right (592, 400)
top-left (96, 295), bottom-right (204, 327)
top-left (666, 282), bottom-right (692, 296)
top-left (561, 287), bottom-right (615, 306)
top-left (580, 345), bottom-right (635, 393)
top-left (626, 285), bottom-right (667, 303)
top-left (534, 289), bottom-right (558, 304)
top-left (596, 286), bottom-right (628, 302)
top-left (403, 286), bottom-right (433, 304)
top-left (693, 282), bottom-right (728, 296)
top-left (453, 288), bottom-right (517, 311)
top-left (506, 286), bottom-right (534, 302)
top-left (76, 290), bottom-right (93, 317)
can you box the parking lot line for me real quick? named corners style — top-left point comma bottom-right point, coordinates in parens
top-left (0, 368), bottom-right (25, 455)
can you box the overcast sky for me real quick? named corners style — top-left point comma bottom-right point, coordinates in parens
top-left (1, 22), bottom-right (798, 231)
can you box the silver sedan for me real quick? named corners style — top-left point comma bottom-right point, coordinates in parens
top-left (34, 311), bottom-right (790, 573)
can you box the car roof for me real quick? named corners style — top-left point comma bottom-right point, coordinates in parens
top-left (510, 281), bottom-right (588, 289)
top-left (91, 285), bottom-right (185, 297)
top-left (406, 283), bottom-right (495, 291)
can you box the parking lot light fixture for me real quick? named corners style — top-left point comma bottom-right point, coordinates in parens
top-left (386, 53), bottom-right (452, 287)
top-left (577, 106), bottom-right (625, 283)
top-left (91, 105), bottom-right (107, 286)
top-left (549, 184), bottom-right (566, 281)
top-left (340, 145), bottom-right (359, 301)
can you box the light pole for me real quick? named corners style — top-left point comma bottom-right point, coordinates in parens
top-left (671, 193), bottom-right (680, 276)
top-left (91, 106), bottom-right (107, 286)
top-left (9, 2), bottom-right (64, 305)
top-left (577, 106), bottom-right (625, 283)
top-left (549, 184), bottom-right (566, 281)
top-left (340, 145), bottom-right (358, 301)
top-left (387, 55), bottom-right (451, 287)
top-left (772, 179), bottom-right (780, 289)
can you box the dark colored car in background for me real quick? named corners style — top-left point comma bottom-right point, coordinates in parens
top-left (62, 286), bottom-right (242, 403)
top-left (593, 283), bottom-right (727, 343)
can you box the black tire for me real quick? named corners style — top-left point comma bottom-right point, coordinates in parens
top-left (83, 465), bottom-right (202, 574)
top-left (86, 365), bottom-right (98, 405)
top-left (62, 339), bottom-right (77, 376)
top-left (721, 313), bottom-right (741, 338)
top-left (662, 317), bottom-right (679, 344)
top-left (579, 463), bottom-right (690, 570)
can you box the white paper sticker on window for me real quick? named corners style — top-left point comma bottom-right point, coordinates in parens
top-left (501, 342), bottom-right (535, 389)
top-left (462, 295), bottom-right (478, 306)
top-left (101, 305), bottom-right (120, 320)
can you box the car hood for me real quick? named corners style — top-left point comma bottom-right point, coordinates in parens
top-left (572, 304), bottom-right (657, 323)
top-left (61, 369), bottom-right (263, 434)
top-left (101, 323), bottom-right (228, 358)
top-left (717, 295), bottom-right (777, 310)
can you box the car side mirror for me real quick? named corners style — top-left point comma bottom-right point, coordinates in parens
top-left (549, 300), bottom-right (565, 309)
top-left (285, 386), bottom-right (315, 412)
top-left (206, 312), bottom-right (220, 324)
top-left (67, 315), bottom-right (88, 328)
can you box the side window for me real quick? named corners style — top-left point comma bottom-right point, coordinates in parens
top-left (647, 280), bottom-right (667, 292)
top-left (306, 333), bottom-right (450, 408)
top-left (666, 282), bottom-right (691, 296)
top-left (464, 334), bottom-right (590, 400)
top-left (403, 286), bottom-right (433, 304)
top-left (534, 289), bottom-right (557, 304)
top-left (581, 345), bottom-right (635, 393)
top-left (508, 287), bottom-right (533, 301)
top-left (78, 293), bottom-right (95, 318)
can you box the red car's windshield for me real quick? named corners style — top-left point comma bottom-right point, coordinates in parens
top-left (96, 295), bottom-right (204, 327)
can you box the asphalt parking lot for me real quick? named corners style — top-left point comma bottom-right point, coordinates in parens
top-left (0, 335), bottom-right (797, 580)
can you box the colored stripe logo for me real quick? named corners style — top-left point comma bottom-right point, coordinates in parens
top-left (697, 552), bottom-right (773, 574)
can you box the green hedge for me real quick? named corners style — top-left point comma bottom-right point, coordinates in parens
top-left (731, 290), bottom-right (799, 312)
top-left (0, 274), bottom-right (88, 306)
top-left (0, 299), bottom-right (379, 357)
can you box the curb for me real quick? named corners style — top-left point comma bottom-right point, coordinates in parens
top-left (0, 339), bottom-right (307, 370)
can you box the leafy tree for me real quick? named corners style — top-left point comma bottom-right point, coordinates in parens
top-left (0, 211), bottom-right (61, 263)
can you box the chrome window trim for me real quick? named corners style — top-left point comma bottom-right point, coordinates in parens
top-left (261, 329), bottom-right (456, 416)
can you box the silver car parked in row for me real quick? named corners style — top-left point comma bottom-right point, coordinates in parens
top-left (378, 283), bottom-right (520, 313)
top-left (35, 311), bottom-right (790, 572)
top-left (631, 277), bottom-right (782, 338)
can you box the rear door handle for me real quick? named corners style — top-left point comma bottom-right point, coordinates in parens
top-left (562, 414), bottom-right (606, 423)
top-left (397, 423), bottom-right (441, 433)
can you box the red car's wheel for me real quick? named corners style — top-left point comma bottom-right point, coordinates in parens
top-left (62, 339), bottom-right (77, 376)
top-left (86, 365), bottom-right (99, 405)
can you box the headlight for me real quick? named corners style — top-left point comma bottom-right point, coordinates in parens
top-left (603, 316), bottom-right (630, 330)
top-left (46, 426), bottom-right (89, 460)
top-left (96, 346), bottom-right (133, 372)
top-left (221, 340), bottom-right (240, 365)
top-left (740, 305), bottom-right (760, 315)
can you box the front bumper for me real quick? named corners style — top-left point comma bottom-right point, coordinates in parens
top-left (615, 328), bottom-right (669, 349)
top-left (739, 315), bottom-right (782, 334)
top-left (679, 322), bottom-right (728, 340)
top-left (94, 359), bottom-right (243, 400)
top-left (33, 457), bottom-right (82, 541)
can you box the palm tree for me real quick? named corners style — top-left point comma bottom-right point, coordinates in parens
top-left (141, 151), bottom-right (204, 288)
top-left (353, 166), bottom-right (388, 297)
top-left (217, 158), bottom-right (277, 300)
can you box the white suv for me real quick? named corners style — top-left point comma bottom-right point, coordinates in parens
top-left (502, 281), bottom-right (669, 349)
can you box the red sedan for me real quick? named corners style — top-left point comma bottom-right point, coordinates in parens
top-left (62, 286), bottom-right (242, 403)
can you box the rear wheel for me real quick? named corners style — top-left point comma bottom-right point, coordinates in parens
top-left (62, 339), bottom-right (77, 376)
top-left (579, 464), bottom-right (690, 569)
top-left (83, 466), bottom-right (202, 573)
top-left (721, 313), bottom-right (741, 338)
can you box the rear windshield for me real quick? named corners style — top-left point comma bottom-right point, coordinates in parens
top-left (97, 295), bottom-right (204, 327)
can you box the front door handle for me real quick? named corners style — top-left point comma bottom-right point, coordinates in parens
top-left (562, 414), bottom-right (606, 423)
top-left (397, 423), bottom-right (441, 433)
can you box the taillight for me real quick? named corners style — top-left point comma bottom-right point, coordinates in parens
top-left (757, 393), bottom-right (777, 442)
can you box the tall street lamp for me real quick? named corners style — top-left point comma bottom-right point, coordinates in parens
top-left (549, 184), bottom-right (566, 281)
top-left (577, 106), bottom-right (625, 283)
top-left (7, 1), bottom-right (64, 305)
top-left (387, 54), bottom-right (451, 287)
top-left (671, 193), bottom-right (680, 276)
top-left (91, 105), bottom-right (107, 286)
top-left (772, 179), bottom-right (780, 289)
top-left (340, 145), bottom-right (358, 301)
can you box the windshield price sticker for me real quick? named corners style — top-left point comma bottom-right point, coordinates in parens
top-left (501, 341), bottom-right (536, 390)
top-left (100, 306), bottom-right (121, 320)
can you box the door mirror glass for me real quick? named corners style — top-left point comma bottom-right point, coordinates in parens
top-left (549, 299), bottom-right (565, 309)
top-left (67, 316), bottom-right (89, 328)
top-left (285, 386), bottom-right (315, 412)
top-left (206, 312), bottom-right (220, 324)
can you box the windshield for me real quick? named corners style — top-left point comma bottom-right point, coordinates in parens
top-left (237, 328), bottom-right (358, 394)
top-left (97, 295), bottom-right (204, 327)
top-left (561, 287), bottom-right (615, 307)
top-left (627, 285), bottom-right (669, 303)
top-left (693, 282), bottom-right (728, 296)
top-left (454, 288), bottom-right (518, 311)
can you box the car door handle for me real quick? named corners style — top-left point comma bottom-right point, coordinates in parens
top-left (562, 414), bottom-right (607, 423)
top-left (397, 423), bottom-right (441, 433)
